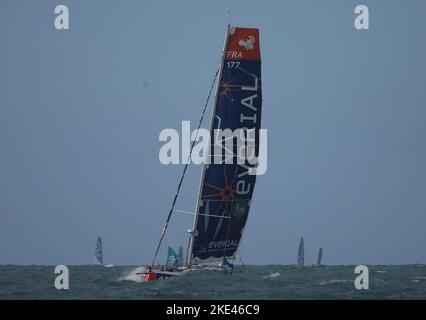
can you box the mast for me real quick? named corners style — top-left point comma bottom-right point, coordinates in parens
top-left (185, 237), bottom-right (190, 267)
top-left (95, 236), bottom-right (103, 265)
top-left (187, 25), bottom-right (231, 268)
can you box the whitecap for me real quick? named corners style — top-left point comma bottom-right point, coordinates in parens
top-left (262, 272), bottom-right (280, 279)
top-left (319, 279), bottom-right (352, 285)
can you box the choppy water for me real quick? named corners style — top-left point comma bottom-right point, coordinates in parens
top-left (0, 265), bottom-right (425, 299)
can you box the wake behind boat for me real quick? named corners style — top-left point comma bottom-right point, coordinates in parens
top-left (140, 25), bottom-right (263, 282)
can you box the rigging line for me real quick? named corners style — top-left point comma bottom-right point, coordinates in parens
top-left (172, 209), bottom-right (195, 215)
top-left (236, 65), bottom-right (260, 79)
top-left (149, 65), bottom-right (221, 269)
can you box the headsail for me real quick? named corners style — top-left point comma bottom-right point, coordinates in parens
top-left (317, 247), bottom-right (323, 266)
top-left (95, 236), bottom-right (103, 265)
top-left (189, 27), bottom-right (262, 265)
top-left (221, 256), bottom-right (234, 273)
top-left (297, 237), bottom-right (304, 266)
top-left (165, 247), bottom-right (179, 269)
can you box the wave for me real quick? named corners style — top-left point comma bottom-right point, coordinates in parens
top-left (262, 272), bottom-right (280, 280)
top-left (319, 279), bottom-right (353, 285)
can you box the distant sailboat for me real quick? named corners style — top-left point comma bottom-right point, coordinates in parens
top-left (94, 236), bottom-right (114, 267)
top-left (317, 247), bottom-right (323, 266)
top-left (95, 236), bottom-right (103, 265)
top-left (297, 237), bottom-right (305, 266)
top-left (178, 246), bottom-right (184, 267)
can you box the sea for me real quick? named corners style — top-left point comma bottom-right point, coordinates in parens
top-left (0, 265), bottom-right (425, 300)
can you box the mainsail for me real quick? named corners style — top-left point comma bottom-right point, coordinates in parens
top-left (95, 236), bottom-right (103, 265)
top-left (188, 27), bottom-right (262, 265)
top-left (317, 247), bottom-right (323, 266)
top-left (297, 237), bottom-right (304, 266)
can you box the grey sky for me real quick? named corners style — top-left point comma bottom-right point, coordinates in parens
top-left (1, 0), bottom-right (425, 265)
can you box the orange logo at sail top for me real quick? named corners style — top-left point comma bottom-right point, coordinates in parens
top-left (226, 27), bottom-right (260, 60)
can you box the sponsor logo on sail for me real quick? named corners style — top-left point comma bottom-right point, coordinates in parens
top-left (209, 239), bottom-right (239, 250)
top-left (238, 35), bottom-right (255, 50)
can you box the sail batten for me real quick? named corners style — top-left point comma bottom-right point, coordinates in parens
top-left (189, 27), bottom-right (262, 265)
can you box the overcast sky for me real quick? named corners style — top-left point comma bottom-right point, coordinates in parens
top-left (1, 0), bottom-right (425, 265)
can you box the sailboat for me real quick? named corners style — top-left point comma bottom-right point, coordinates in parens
top-left (95, 236), bottom-right (103, 265)
top-left (297, 237), bottom-right (305, 266)
top-left (140, 25), bottom-right (262, 282)
top-left (317, 247), bottom-right (323, 266)
top-left (178, 246), bottom-right (184, 266)
top-left (94, 236), bottom-right (114, 267)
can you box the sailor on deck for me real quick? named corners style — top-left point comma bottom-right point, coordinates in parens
top-left (143, 266), bottom-right (156, 282)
